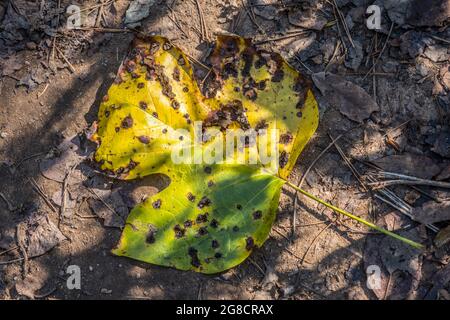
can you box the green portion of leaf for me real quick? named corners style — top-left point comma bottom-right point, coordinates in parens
top-left (113, 164), bottom-right (283, 273)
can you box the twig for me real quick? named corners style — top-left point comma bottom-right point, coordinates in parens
top-left (60, 165), bottom-right (76, 224)
top-left (16, 224), bottom-right (29, 278)
top-left (194, 0), bottom-right (209, 42)
top-left (254, 31), bottom-right (309, 45)
top-left (241, 0), bottom-right (265, 34)
top-left (363, 21), bottom-right (394, 81)
top-left (37, 83), bottom-right (49, 98)
top-left (29, 178), bottom-right (57, 213)
top-left (369, 178), bottom-right (450, 190)
top-left (0, 192), bottom-right (16, 211)
top-left (329, 133), bottom-right (368, 191)
top-left (331, 0), bottom-right (355, 48)
top-left (429, 35), bottom-right (450, 45)
top-left (73, 27), bottom-right (135, 33)
top-left (291, 131), bottom-right (349, 238)
top-left (300, 219), bottom-right (334, 264)
top-left (0, 257), bottom-right (24, 265)
top-left (0, 246), bottom-right (19, 257)
top-left (55, 46), bottom-right (76, 73)
top-left (248, 257), bottom-right (265, 276)
top-left (185, 53), bottom-right (209, 70)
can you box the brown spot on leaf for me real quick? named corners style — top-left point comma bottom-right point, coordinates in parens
top-left (139, 101), bottom-right (148, 110)
top-left (152, 199), bottom-right (161, 209)
top-left (121, 115), bottom-right (133, 129)
top-left (171, 100), bottom-right (180, 109)
top-left (252, 210), bottom-right (262, 220)
top-left (173, 224), bottom-right (185, 238)
top-left (196, 213), bottom-right (209, 223)
top-left (245, 237), bottom-right (255, 251)
top-left (162, 41), bottom-right (172, 51)
top-left (279, 132), bottom-right (293, 145)
top-left (197, 226), bottom-right (208, 236)
top-left (146, 225), bottom-right (157, 244)
top-left (210, 219), bottom-right (219, 228)
top-left (214, 252), bottom-right (222, 259)
top-left (211, 240), bottom-right (220, 248)
top-left (137, 135), bottom-right (150, 144)
top-left (188, 247), bottom-right (201, 268)
top-left (255, 120), bottom-right (268, 132)
top-left (137, 82), bottom-right (145, 89)
top-left (172, 67), bottom-right (180, 82)
top-left (184, 220), bottom-right (193, 228)
top-left (204, 166), bottom-right (212, 174)
top-left (197, 196), bottom-right (211, 209)
top-left (279, 151), bottom-right (289, 169)
top-left (187, 192), bottom-right (196, 202)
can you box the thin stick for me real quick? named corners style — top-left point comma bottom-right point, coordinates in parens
top-left (29, 178), bottom-right (57, 213)
top-left (241, 0), bottom-right (265, 34)
top-left (0, 246), bottom-right (19, 257)
top-left (37, 83), bottom-right (49, 98)
top-left (0, 257), bottom-right (24, 265)
top-left (331, 0), bottom-right (355, 48)
top-left (55, 46), bottom-right (76, 73)
top-left (329, 133), bottom-right (368, 191)
top-left (0, 192), bottom-right (16, 211)
top-left (291, 131), bottom-right (348, 237)
top-left (254, 31), bottom-right (309, 44)
top-left (300, 219), bottom-right (334, 264)
top-left (363, 21), bottom-right (394, 81)
top-left (369, 179), bottom-right (450, 190)
top-left (284, 180), bottom-right (423, 249)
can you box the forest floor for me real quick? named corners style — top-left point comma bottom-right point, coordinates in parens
top-left (0, 0), bottom-right (449, 300)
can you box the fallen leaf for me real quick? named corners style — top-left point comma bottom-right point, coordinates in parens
top-left (39, 135), bottom-right (84, 183)
top-left (406, 0), bottom-right (450, 27)
top-left (413, 201), bottom-right (450, 225)
top-left (436, 164), bottom-right (450, 181)
top-left (288, 8), bottom-right (328, 30)
top-left (312, 72), bottom-right (379, 123)
top-left (431, 132), bottom-right (450, 158)
top-left (15, 274), bottom-right (45, 299)
top-left (19, 212), bottom-right (66, 258)
top-left (1, 55), bottom-right (24, 76)
top-left (124, 0), bottom-right (156, 27)
top-left (424, 264), bottom-right (450, 299)
top-left (434, 224), bottom-right (450, 248)
top-left (91, 35), bottom-right (319, 273)
top-left (253, 0), bottom-right (279, 20)
top-left (364, 212), bottom-right (423, 300)
top-left (371, 154), bottom-right (441, 179)
top-left (87, 190), bottom-right (128, 228)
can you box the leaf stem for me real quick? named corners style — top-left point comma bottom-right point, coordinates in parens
top-left (284, 180), bottom-right (423, 249)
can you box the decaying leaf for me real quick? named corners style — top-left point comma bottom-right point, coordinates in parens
top-left (311, 72), bottom-right (379, 123)
top-left (364, 212), bottom-right (423, 300)
top-left (91, 35), bottom-right (319, 273)
top-left (412, 200), bottom-right (450, 225)
top-left (19, 212), bottom-right (66, 258)
top-left (371, 154), bottom-right (441, 180)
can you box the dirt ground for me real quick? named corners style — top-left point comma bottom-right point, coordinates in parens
top-left (0, 0), bottom-right (449, 300)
